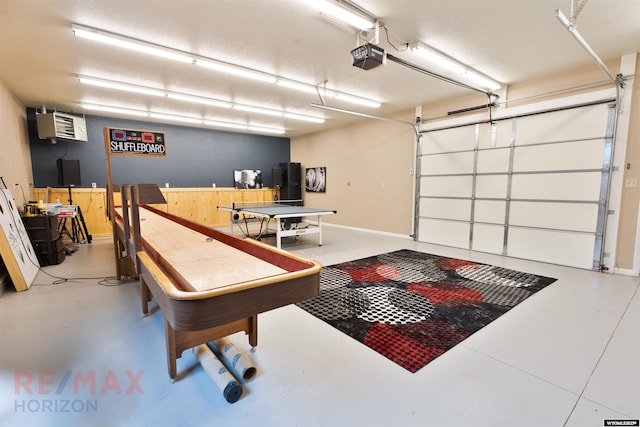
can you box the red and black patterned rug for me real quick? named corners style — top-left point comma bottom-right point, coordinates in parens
top-left (297, 249), bottom-right (557, 373)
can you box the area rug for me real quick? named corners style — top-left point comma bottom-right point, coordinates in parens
top-left (296, 249), bottom-right (557, 373)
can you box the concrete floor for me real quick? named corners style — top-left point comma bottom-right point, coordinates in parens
top-left (1, 225), bottom-right (639, 427)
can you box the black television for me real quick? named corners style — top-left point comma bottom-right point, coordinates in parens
top-left (233, 169), bottom-right (262, 189)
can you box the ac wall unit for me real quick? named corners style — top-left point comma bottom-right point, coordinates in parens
top-left (36, 112), bottom-right (88, 141)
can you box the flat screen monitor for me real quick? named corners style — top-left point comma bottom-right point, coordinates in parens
top-left (233, 169), bottom-right (262, 189)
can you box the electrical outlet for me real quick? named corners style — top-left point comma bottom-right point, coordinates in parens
top-left (625, 178), bottom-right (638, 188)
top-left (91, 182), bottom-right (97, 188)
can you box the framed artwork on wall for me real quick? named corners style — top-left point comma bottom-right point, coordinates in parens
top-left (305, 167), bottom-right (326, 193)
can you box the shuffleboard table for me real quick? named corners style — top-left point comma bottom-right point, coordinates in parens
top-left (111, 184), bottom-right (321, 380)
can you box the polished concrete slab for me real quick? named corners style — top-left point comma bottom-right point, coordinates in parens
top-left (1, 226), bottom-right (638, 427)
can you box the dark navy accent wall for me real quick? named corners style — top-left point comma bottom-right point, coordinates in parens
top-left (27, 108), bottom-right (290, 188)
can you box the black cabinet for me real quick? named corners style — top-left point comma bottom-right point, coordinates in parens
top-left (22, 215), bottom-right (65, 266)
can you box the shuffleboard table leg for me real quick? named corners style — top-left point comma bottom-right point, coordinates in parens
top-left (165, 318), bottom-right (178, 380)
top-left (249, 315), bottom-right (258, 348)
top-left (139, 277), bottom-right (151, 315)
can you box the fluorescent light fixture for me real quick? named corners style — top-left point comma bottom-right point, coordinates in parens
top-left (275, 79), bottom-right (320, 94)
top-left (78, 75), bottom-right (325, 122)
top-left (195, 59), bottom-right (277, 83)
top-left (204, 120), bottom-right (286, 135)
top-left (78, 77), bottom-right (165, 96)
top-left (233, 105), bottom-right (284, 117)
top-left (299, 0), bottom-right (375, 30)
top-left (72, 23), bottom-right (382, 109)
top-left (409, 43), bottom-right (465, 75)
top-left (277, 79), bottom-right (381, 108)
top-left (462, 70), bottom-right (502, 92)
top-left (204, 120), bottom-right (248, 130)
top-left (408, 42), bottom-right (501, 91)
top-left (247, 125), bottom-right (286, 135)
top-left (82, 102), bottom-right (288, 135)
top-left (284, 112), bottom-right (326, 123)
top-left (149, 113), bottom-right (203, 124)
top-left (166, 93), bottom-right (232, 109)
top-left (82, 104), bottom-right (149, 117)
top-left (72, 24), bottom-right (194, 64)
top-left (555, 9), bottom-right (619, 85)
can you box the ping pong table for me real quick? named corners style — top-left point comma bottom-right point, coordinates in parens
top-left (218, 201), bottom-right (337, 249)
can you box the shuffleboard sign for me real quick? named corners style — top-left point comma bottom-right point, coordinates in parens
top-left (108, 128), bottom-right (166, 157)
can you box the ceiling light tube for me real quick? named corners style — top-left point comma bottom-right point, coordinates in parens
top-left (462, 70), bottom-right (502, 91)
top-left (72, 24), bottom-right (194, 64)
top-left (408, 42), bottom-right (501, 91)
top-left (299, 0), bottom-right (375, 30)
top-left (409, 43), bottom-right (465, 75)
top-left (149, 113), bottom-right (203, 124)
top-left (233, 105), bottom-right (284, 117)
top-left (247, 125), bottom-right (286, 135)
top-left (284, 112), bottom-right (325, 123)
top-left (78, 76), bottom-right (166, 96)
top-left (195, 59), bottom-right (277, 83)
top-left (204, 120), bottom-right (248, 130)
top-left (82, 104), bottom-right (149, 117)
top-left (167, 93), bottom-right (232, 108)
top-left (275, 79), bottom-right (320, 94)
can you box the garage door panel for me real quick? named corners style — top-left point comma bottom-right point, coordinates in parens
top-left (510, 172), bottom-right (602, 201)
top-left (513, 139), bottom-right (605, 172)
top-left (477, 148), bottom-right (510, 173)
top-left (420, 176), bottom-right (473, 198)
top-left (474, 200), bottom-right (507, 224)
top-left (421, 151), bottom-right (474, 175)
top-left (472, 224), bottom-right (504, 254)
top-left (507, 228), bottom-right (595, 269)
top-left (418, 218), bottom-right (469, 248)
top-left (423, 127), bottom-right (476, 154)
top-left (509, 202), bottom-right (598, 232)
top-left (476, 175), bottom-right (509, 199)
top-left (514, 104), bottom-right (610, 145)
top-left (420, 198), bottom-right (471, 221)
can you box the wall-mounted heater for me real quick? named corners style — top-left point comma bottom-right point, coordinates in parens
top-left (36, 111), bottom-right (88, 141)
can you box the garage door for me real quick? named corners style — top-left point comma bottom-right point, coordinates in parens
top-left (416, 98), bottom-right (616, 270)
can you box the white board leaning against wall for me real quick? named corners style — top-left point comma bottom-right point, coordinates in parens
top-left (0, 189), bottom-right (39, 290)
top-left (417, 90), bottom-right (617, 270)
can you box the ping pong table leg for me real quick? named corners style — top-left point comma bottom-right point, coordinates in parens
top-left (276, 218), bottom-right (282, 249)
top-left (228, 211), bottom-right (234, 235)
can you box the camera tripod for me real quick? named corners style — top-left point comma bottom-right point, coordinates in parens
top-left (58, 186), bottom-right (92, 244)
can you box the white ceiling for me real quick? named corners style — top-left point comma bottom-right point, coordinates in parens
top-left (1, 0), bottom-right (638, 138)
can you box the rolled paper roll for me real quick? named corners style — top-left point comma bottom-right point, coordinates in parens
top-left (193, 344), bottom-right (243, 403)
top-left (212, 337), bottom-right (257, 382)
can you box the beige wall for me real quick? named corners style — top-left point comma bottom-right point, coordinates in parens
top-left (292, 113), bottom-right (416, 236)
top-left (292, 54), bottom-right (639, 271)
top-left (0, 77), bottom-right (32, 205)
